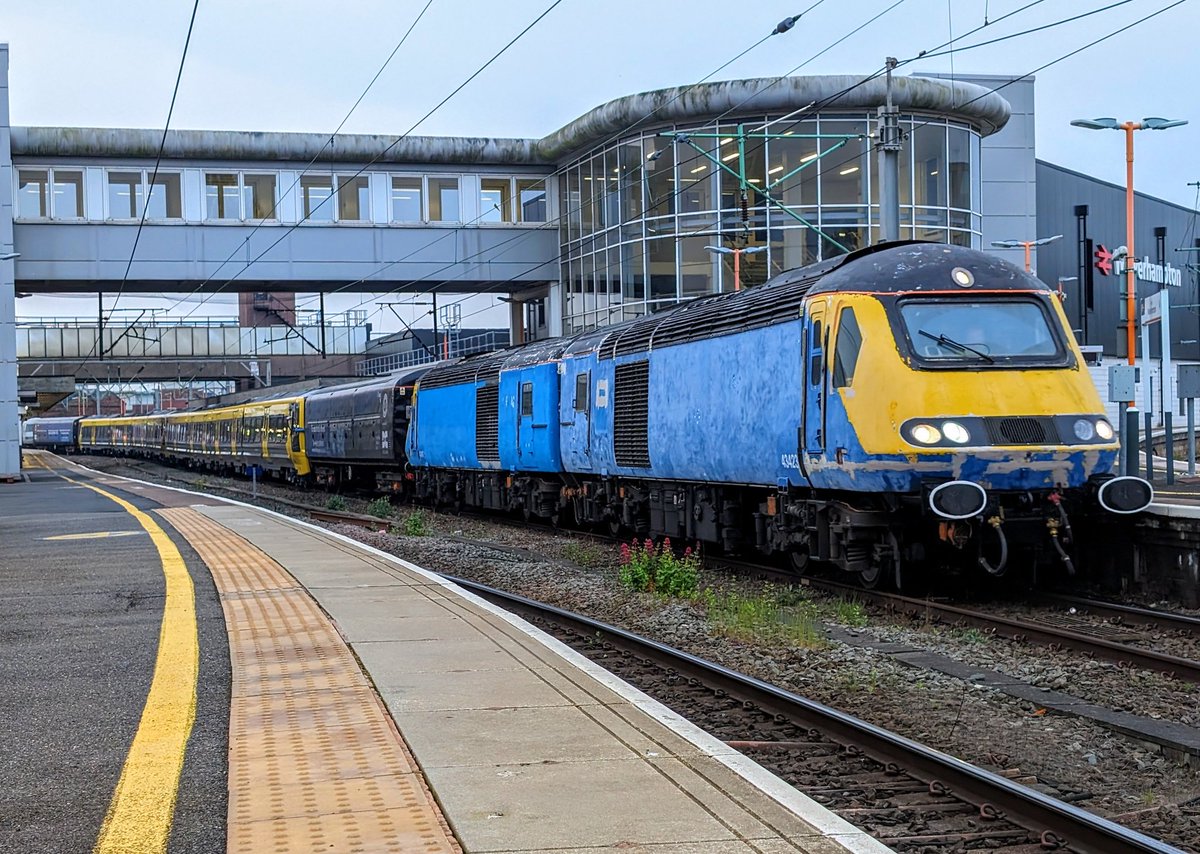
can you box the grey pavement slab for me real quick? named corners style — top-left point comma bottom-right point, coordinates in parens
top-left (190, 503), bottom-right (886, 853)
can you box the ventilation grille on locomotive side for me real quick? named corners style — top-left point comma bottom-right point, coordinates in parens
top-left (475, 384), bottom-right (500, 462)
top-left (613, 360), bottom-right (651, 468)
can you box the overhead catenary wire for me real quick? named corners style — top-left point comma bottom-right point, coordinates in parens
top-left (312, 0), bottom-right (1068, 329)
top-left (125, 0), bottom-right (439, 332)
top-left (93, 0), bottom-right (200, 363)
top-left (304, 0), bottom-right (1072, 338)
top-left (347, 0), bottom-right (1183, 350)
top-left (798, 0), bottom-right (1190, 202)
top-left (239, 1), bottom-right (837, 324)
top-left (285, 0), bottom-right (911, 330)
top-left (99, 0), bottom-right (1183, 391)
top-left (180, 0), bottom-right (570, 321)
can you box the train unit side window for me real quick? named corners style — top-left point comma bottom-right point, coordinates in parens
top-left (574, 372), bottom-right (589, 412)
top-left (832, 307), bottom-right (863, 388)
top-left (267, 414), bottom-right (283, 444)
top-left (520, 383), bottom-right (534, 418)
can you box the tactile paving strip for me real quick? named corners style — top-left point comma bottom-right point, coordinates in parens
top-left (159, 507), bottom-right (461, 854)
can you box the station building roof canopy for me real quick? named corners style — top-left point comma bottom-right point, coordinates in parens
top-left (10, 74), bottom-right (1011, 167)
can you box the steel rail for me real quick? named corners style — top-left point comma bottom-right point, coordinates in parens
top-left (1035, 593), bottom-right (1200, 635)
top-left (444, 574), bottom-right (1182, 854)
top-left (808, 579), bottom-right (1200, 684)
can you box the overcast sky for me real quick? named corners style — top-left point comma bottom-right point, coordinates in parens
top-left (5, 0), bottom-right (1198, 330)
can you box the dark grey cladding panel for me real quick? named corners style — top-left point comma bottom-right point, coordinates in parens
top-left (1034, 159), bottom-right (1200, 360)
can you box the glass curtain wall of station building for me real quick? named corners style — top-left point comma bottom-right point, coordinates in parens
top-left (557, 114), bottom-right (982, 334)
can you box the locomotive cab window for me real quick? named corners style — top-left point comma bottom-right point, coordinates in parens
top-left (520, 383), bottom-right (534, 417)
top-left (574, 372), bottom-right (590, 412)
top-left (897, 298), bottom-right (1067, 367)
top-left (832, 307), bottom-right (862, 388)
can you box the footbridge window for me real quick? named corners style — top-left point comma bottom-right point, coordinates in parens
top-left (106, 170), bottom-right (182, 220)
top-left (203, 172), bottom-right (277, 221)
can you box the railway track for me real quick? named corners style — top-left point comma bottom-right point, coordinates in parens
top-left (1034, 593), bottom-right (1200, 635)
top-left (66, 456), bottom-right (1200, 687)
top-left (804, 578), bottom-right (1200, 685)
top-left (448, 575), bottom-right (1182, 854)
top-left (89, 457), bottom-right (1200, 687)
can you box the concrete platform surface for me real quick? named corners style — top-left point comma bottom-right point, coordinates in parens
top-left (7, 453), bottom-right (893, 854)
top-left (195, 502), bottom-right (890, 854)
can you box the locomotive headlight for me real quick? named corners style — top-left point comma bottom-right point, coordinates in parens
top-left (910, 423), bottom-right (942, 445)
top-left (942, 421), bottom-right (970, 444)
top-left (1073, 418), bottom-right (1096, 441)
top-left (1095, 419), bottom-right (1115, 441)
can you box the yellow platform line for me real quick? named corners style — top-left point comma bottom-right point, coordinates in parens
top-left (38, 461), bottom-right (199, 854)
top-left (159, 507), bottom-right (461, 854)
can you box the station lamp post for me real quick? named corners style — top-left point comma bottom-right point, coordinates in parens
top-left (705, 244), bottom-right (766, 291)
top-left (1070, 116), bottom-right (1188, 365)
top-left (990, 235), bottom-right (1062, 273)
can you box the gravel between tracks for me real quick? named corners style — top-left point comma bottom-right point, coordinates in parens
top-left (78, 456), bottom-right (1200, 850)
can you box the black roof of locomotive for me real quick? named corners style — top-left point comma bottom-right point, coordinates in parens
top-left (796, 240), bottom-right (1052, 296)
top-left (574, 241), bottom-right (1051, 358)
top-left (415, 243), bottom-right (1051, 372)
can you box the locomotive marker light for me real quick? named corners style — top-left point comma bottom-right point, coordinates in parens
top-left (1070, 116), bottom-right (1188, 375)
top-left (989, 235), bottom-right (1062, 274)
top-left (1096, 476), bottom-right (1154, 514)
top-left (928, 481), bottom-right (988, 520)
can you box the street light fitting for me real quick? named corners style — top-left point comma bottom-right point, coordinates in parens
top-left (990, 235), bottom-right (1061, 248)
top-left (0, 252), bottom-right (20, 261)
top-left (1070, 114), bottom-right (1188, 372)
top-left (990, 235), bottom-right (1061, 272)
top-left (1141, 117), bottom-right (1189, 130)
top-left (704, 245), bottom-right (766, 256)
top-left (1070, 117), bottom-right (1120, 130)
top-left (1071, 116), bottom-right (1188, 132)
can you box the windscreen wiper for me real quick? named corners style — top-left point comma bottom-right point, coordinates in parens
top-left (918, 329), bottom-right (994, 363)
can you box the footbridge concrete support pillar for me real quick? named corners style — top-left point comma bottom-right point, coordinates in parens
top-left (1, 44), bottom-right (20, 480)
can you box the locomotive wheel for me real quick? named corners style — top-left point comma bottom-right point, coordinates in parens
top-left (861, 533), bottom-right (902, 590)
top-left (858, 562), bottom-right (884, 589)
top-left (607, 517), bottom-right (623, 537)
top-left (788, 548), bottom-right (811, 575)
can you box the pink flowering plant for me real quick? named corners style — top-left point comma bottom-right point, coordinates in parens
top-left (618, 537), bottom-right (700, 597)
